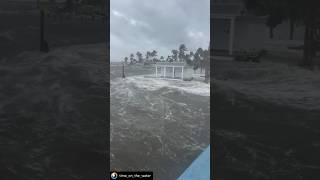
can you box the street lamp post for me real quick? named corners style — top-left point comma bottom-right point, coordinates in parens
top-left (38, 0), bottom-right (49, 52)
top-left (122, 62), bottom-right (126, 78)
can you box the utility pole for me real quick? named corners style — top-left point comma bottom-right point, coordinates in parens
top-left (122, 62), bottom-right (126, 78)
top-left (38, 0), bottom-right (49, 52)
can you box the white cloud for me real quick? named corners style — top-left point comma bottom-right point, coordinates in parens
top-left (110, 0), bottom-right (210, 61)
top-left (111, 9), bottom-right (150, 28)
top-left (188, 31), bottom-right (204, 39)
top-left (111, 10), bottom-right (122, 17)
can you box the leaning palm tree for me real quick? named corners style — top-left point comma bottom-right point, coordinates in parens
top-left (171, 49), bottom-right (178, 61)
top-left (130, 53), bottom-right (134, 64)
top-left (150, 50), bottom-right (158, 62)
top-left (146, 51), bottom-right (151, 62)
top-left (166, 56), bottom-right (172, 62)
top-left (136, 51), bottom-right (143, 63)
top-left (178, 44), bottom-right (187, 62)
top-left (195, 48), bottom-right (204, 73)
top-left (203, 49), bottom-right (210, 83)
top-left (193, 53), bottom-right (200, 73)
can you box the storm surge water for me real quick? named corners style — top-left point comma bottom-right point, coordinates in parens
top-left (110, 63), bottom-right (210, 179)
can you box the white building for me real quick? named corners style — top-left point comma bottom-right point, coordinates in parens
top-left (155, 62), bottom-right (185, 80)
top-left (212, 0), bottom-right (305, 57)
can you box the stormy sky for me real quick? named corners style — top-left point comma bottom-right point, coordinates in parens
top-left (110, 0), bottom-right (210, 61)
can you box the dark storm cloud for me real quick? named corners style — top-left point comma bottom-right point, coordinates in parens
top-left (111, 0), bottom-right (210, 61)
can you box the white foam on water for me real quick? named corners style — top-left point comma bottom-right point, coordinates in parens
top-left (110, 77), bottom-right (135, 99)
top-left (116, 75), bottom-right (210, 97)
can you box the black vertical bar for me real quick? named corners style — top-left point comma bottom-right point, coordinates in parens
top-left (106, 0), bottom-right (110, 178)
top-left (210, 0), bottom-right (215, 180)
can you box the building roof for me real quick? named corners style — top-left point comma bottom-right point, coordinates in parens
top-left (155, 62), bottom-right (186, 66)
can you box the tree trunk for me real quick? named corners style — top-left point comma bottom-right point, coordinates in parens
top-left (122, 63), bottom-right (125, 78)
top-left (204, 61), bottom-right (209, 83)
top-left (302, 26), bottom-right (314, 68)
top-left (269, 27), bottom-right (274, 39)
top-left (302, 9), bottom-right (317, 69)
top-left (311, 28), bottom-right (317, 58)
top-left (303, 26), bottom-right (310, 66)
top-left (289, 20), bottom-right (295, 40)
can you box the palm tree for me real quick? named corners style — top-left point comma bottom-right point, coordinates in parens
top-left (244, 0), bottom-right (285, 39)
top-left (189, 51), bottom-right (194, 64)
top-left (146, 51), bottom-right (151, 62)
top-left (178, 44), bottom-right (187, 62)
top-left (193, 54), bottom-right (200, 72)
top-left (171, 49), bottom-right (178, 61)
top-left (136, 51), bottom-right (143, 63)
top-left (130, 53), bottom-right (134, 64)
top-left (185, 54), bottom-right (192, 65)
top-left (194, 48), bottom-right (204, 72)
top-left (244, 0), bottom-right (320, 68)
top-left (166, 55), bottom-right (172, 62)
top-left (160, 56), bottom-right (165, 62)
top-left (266, 13), bottom-right (283, 39)
top-left (203, 49), bottom-right (210, 83)
top-left (150, 50), bottom-right (158, 62)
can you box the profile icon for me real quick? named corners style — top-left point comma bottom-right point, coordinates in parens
top-left (111, 172), bottom-right (118, 179)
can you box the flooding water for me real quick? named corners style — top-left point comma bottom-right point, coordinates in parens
top-left (110, 63), bottom-right (210, 179)
top-left (214, 88), bottom-right (320, 180)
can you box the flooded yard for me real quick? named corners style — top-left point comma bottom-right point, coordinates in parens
top-left (110, 63), bottom-right (210, 179)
